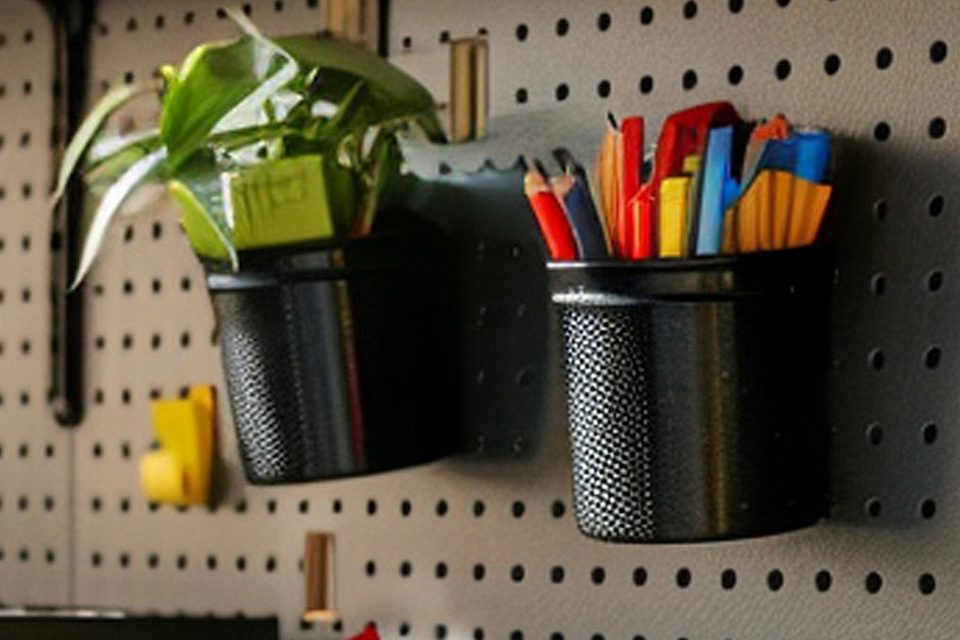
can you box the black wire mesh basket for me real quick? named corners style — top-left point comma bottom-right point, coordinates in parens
top-left (549, 247), bottom-right (832, 542)
top-left (207, 223), bottom-right (456, 484)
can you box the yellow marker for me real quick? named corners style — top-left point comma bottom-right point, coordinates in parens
top-left (140, 386), bottom-right (216, 506)
top-left (659, 177), bottom-right (690, 258)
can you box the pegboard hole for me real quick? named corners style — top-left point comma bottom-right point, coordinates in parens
top-left (870, 273), bottom-right (886, 295)
top-left (868, 348), bottom-right (885, 370)
top-left (597, 80), bottom-right (611, 98)
top-left (930, 40), bottom-right (948, 63)
top-left (920, 499), bottom-right (937, 519)
top-left (866, 422), bottom-right (883, 445)
top-left (875, 47), bottom-right (894, 70)
top-left (509, 631), bottom-right (522, 640)
top-left (728, 0), bottom-right (744, 12)
top-left (473, 500), bottom-right (486, 517)
top-left (682, 69), bottom-right (698, 90)
top-left (436, 499), bottom-right (449, 516)
top-left (632, 566), bottom-right (648, 587)
top-left (591, 567), bottom-right (606, 585)
top-left (365, 560), bottom-right (376, 576)
top-left (511, 500), bottom-right (525, 518)
top-left (177, 554), bottom-right (188, 570)
top-left (515, 88), bottom-right (528, 104)
top-left (436, 625), bottom-right (449, 640)
top-left (551, 566), bottom-right (565, 584)
top-left (815, 570), bottom-right (833, 592)
top-left (924, 346), bottom-right (942, 369)
top-left (511, 564), bottom-right (525, 582)
top-left (400, 499), bottom-right (412, 516)
top-left (865, 572), bottom-right (883, 594)
top-left (928, 194), bottom-right (944, 217)
top-left (366, 499), bottom-right (377, 515)
top-left (555, 84), bottom-right (569, 101)
top-left (929, 117), bottom-right (947, 139)
top-left (775, 59), bottom-right (792, 80)
top-left (148, 553), bottom-right (159, 569)
top-left (400, 561), bottom-right (412, 577)
top-left (676, 568), bottom-right (692, 588)
top-left (473, 563), bottom-right (486, 581)
top-left (435, 562), bottom-right (448, 579)
top-left (683, 1), bottom-right (698, 19)
top-left (874, 122), bottom-right (891, 142)
top-left (824, 53), bottom-right (841, 75)
top-left (767, 569), bottom-right (785, 591)
top-left (91, 552), bottom-right (102, 568)
top-left (865, 497), bottom-right (882, 518)
top-left (597, 12), bottom-right (612, 31)
top-left (398, 623), bottom-right (411, 637)
top-left (639, 75), bottom-right (654, 94)
top-left (551, 500), bottom-right (566, 518)
top-left (728, 65), bottom-right (744, 86)
top-left (207, 555), bottom-right (218, 570)
top-left (332, 499), bottom-right (342, 513)
top-left (923, 422), bottom-right (938, 444)
top-left (721, 569), bottom-right (737, 590)
top-left (119, 553), bottom-right (130, 568)
top-left (515, 24), bottom-right (528, 41)
top-left (236, 556), bottom-right (247, 572)
top-left (555, 18), bottom-right (569, 37)
top-left (266, 499), bottom-right (277, 514)
top-left (299, 499), bottom-right (309, 514)
top-left (265, 556), bottom-right (277, 573)
top-left (873, 199), bottom-right (888, 221)
top-left (919, 573), bottom-right (936, 594)
top-left (639, 6), bottom-right (655, 25)
top-left (928, 270), bottom-right (944, 292)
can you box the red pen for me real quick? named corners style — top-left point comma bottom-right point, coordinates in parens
top-left (619, 116), bottom-right (644, 259)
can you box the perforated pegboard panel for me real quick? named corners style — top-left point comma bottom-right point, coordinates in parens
top-left (3, 0), bottom-right (960, 639)
top-left (0, 0), bottom-right (73, 608)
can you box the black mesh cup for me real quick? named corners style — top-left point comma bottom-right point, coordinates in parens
top-left (206, 226), bottom-right (456, 484)
top-left (548, 247), bottom-right (831, 543)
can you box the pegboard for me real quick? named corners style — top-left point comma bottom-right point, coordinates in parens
top-left (0, 0), bottom-right (959, 639)
top-left (0, 0), bottom-right (73, 608)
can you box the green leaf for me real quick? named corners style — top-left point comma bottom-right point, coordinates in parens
top-left (169, 179), bottom-right (237, 269)
top-left (52, 82), bottom-right (157, 208)
top-left (159, 12), bottom-right (298, 170)
top-left (274, 34), bottom-right (445, 141)
top-left (71, 148), bottom-right (168, 289)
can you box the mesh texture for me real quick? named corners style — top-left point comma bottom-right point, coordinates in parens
top-left (560, 305), bottom-right (656, 542)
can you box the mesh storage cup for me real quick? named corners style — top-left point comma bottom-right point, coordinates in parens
top-left (549, 248), bottom-right (831, 543)
top-left (207, 228), bottom-right (456, 484)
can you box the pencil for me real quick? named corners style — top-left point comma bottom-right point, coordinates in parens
top-left (523, 159), bottom-right (579, 261)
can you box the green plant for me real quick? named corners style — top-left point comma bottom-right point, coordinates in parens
top-left (53, 10), bottom-right (444, 287)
